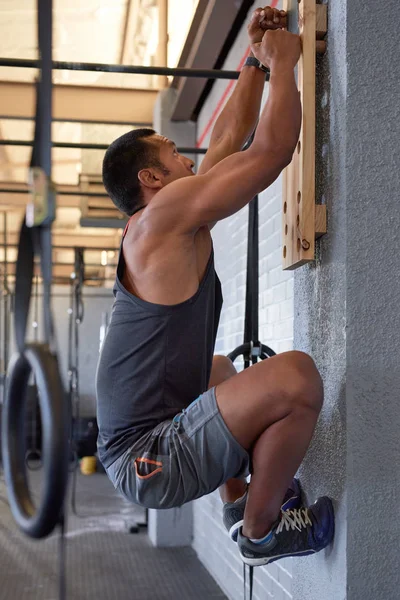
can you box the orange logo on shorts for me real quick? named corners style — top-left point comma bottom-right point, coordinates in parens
top-left (134, 457), bottom-right (163, 480)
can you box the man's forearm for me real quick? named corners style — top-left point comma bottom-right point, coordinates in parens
top-left (210, 61), bottom-right (266, 149)
top-left (253, 62), bottom-right (301, 160)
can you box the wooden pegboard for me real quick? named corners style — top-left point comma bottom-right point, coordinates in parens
top-left (282, 0), bottom-right (327, 270)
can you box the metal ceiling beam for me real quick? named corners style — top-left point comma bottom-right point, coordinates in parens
top-left (2, 262), bottom-right (116, 277)
top-left (120, 0), bottom-right (168, 90)
top-left (119, 0), bottom-right (135, 64)
top-left (0, 115), bottom-right (152, 127)
top-left (0, 187), bottom-right (109, 198)
top-left (0, 182), bottom-right (102, 208)
top-left (170, 0), bottom-right (254, 121)
top-left (0, 243), bottom-right (119, 252)
top-left (2, 232), bottom-right (121, 249)
top-left (0, 192), bottom-right (69, 209)
top-left (0, 81), bottom-right (157, 124)
top-left (156, 0), bottom-right (169, 89)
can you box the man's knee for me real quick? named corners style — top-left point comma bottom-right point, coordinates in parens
top-left (258, 351), bottom-right (322, 414)
top-left (208, 355), bottom-right (237, 388)
top-left (282, 351), bottom-right (324, 413)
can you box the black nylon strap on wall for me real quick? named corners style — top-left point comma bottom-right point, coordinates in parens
top-left (14, 223), bottom-right (35, 353)
top-left (244, 195), bottom-right (260, 366)
top-left (14, 0), bottom-right (55, 352)
top-left (242, 196), bottom-right (258, 600)
top-left (4, 0), bottom-right (70, 544)
top-left (34, 0), bottom-right (55, 349)
top-left (243, 563), bottom-right (254, 600)
top-left (34, 0), bottom-right (52, 177)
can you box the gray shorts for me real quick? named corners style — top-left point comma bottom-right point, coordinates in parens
top-left (105, 387), bottom-right (250, 509)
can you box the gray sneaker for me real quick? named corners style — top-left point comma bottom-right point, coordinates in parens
top-left (223, 478), bottom-right (302, 542)
top-left (237, 496), bottom-right (335, 566)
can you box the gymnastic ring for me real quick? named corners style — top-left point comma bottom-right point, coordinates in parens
top-left (260, 344), bottom-right (276, 359)
top-left (1, 343), bottom-right (70, 539)
top-left (227, 342), bottom-right (276, 363)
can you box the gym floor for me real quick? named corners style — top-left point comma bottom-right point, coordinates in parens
top-left (0, 467), bottom-right (227, 600)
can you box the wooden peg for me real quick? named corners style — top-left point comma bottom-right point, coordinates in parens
top-left (316, 4), bottom-right (327, 54)
top-left (315, 205), bottom-right (327, 238)
top-left (316, 4), bottom-right (328, 39)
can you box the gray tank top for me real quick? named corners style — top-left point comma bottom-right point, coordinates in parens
top-left (96, 215), bottom-right (223, 468)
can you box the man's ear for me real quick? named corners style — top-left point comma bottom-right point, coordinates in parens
top-left (138, 168), bottom-right (163, 190)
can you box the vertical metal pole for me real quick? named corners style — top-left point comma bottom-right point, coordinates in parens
top-left (3, 213), bottom-right (9, 376)
top-left (157, 0), bottom-right (169, 89)
top-left (0, 251), bottom-right (2, 402)
top-left (37, 0), bottom-right (52, 179)
top-left (36, 0), bottom-right (55, 349)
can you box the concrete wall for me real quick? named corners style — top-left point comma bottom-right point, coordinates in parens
top-left (345, 1), bottom-right (400, 599)
top-left (193, 4), bottom-right (294, 599)
top-left (294, 1), bottom-right (400, 599)
top-left (293, 0), bottom-right (347, 597)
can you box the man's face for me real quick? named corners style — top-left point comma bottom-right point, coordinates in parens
top-left (152, 135), bottom-right (195, 184)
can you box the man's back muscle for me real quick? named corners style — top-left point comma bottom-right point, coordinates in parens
top-left (121, 211), bottom-right (212, 306)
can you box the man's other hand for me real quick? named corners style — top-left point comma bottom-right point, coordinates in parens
top-left (248, 6), bottom-right (287, 45)
top-left (251, 29), bottom-right (301, 71)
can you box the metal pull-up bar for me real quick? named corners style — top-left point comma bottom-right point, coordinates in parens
top-left (0, 57), bottom-right (250, 81)
top-left (0, 139), bottom-right (207, 154)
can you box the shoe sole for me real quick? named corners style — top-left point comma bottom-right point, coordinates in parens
top-left (241, 548), bottom-right (317, 567)
top-left (240, 497), bottom-right (335, 566)
top-left (318, 496), bottom-right (335, 551)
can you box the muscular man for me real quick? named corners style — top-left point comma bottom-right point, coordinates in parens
top-left (96, 7), bottom-right (334, 566)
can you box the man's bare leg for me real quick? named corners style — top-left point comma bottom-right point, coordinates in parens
top-left (208, 355), bottom-right (247, 504)
top-left (214, 351), bottom-right (323, 539)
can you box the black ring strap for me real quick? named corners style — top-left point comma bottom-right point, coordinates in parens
top-left (1, 0), bottom-right (70, 540)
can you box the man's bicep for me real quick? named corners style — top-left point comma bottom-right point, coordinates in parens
top-left (190, 148), bottom-right (287, 227)
top-left (148, 148), bottom-right (287, 233)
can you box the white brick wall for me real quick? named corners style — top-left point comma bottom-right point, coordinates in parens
top-left (192, 5), bottom-right (294, 599)
top-left (192, 180), bottom-right (294, 600)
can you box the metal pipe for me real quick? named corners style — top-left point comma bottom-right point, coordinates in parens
top-left (0, 57), bottom-right (243, 80)
top-left (0, 187), bottom-right (109, 198)
top-left (0, 115), bottom-right (152, 127)
top-left (0, 243), bottom-right (118, 251)
top-left (3, 212), bottom-right (9, 374)
top-left (3, 261), bottom-right (118, 269)
top-left (0, 140), bottom-right (208, 154)
top-left (22, 292), bottom-right (114, 298)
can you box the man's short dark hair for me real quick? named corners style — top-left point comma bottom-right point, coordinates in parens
top-left (102, 128), bottom-right (168, 216)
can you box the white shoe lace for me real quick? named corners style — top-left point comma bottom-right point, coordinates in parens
top-left (276, 508), bottom-right (312, 534)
